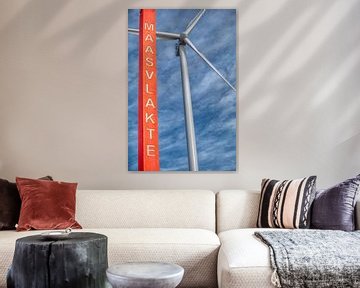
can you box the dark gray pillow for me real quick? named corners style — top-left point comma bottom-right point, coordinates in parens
top-left (0, 179), bottom-right (20, 230)
top-left (311, 174), bottom-right (360, 231)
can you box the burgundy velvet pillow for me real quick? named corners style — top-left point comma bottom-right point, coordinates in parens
top-left (311, 174), bottom-right (360, 231)
top-left (16, 177), bottom-right (82, 231)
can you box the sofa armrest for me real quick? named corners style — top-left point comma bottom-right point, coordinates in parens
top-left (356, 200), bottom-right (360, 230)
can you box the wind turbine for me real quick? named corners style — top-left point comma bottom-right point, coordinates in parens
top-left (129, 9), bottom-right (236, 171)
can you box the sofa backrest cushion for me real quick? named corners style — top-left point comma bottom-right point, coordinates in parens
top-left (216, 190), bottom-right (260, 233)
top-left (76, 190), bottom-right (216, 231)
top-left (217, 190), bottom-right (360, 232)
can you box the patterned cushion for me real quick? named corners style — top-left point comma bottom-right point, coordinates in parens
top-left (257, 176), bottom-right (316, 229)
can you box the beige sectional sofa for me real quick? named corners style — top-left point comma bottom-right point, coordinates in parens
top-left (1, 189), bottom-right (359, 288)
top-left (0, 190), bottom-right (219, 288)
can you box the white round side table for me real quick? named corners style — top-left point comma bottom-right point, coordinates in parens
top-left (106, 262), bottom-right (184, 288)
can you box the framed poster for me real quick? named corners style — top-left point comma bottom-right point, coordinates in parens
top-left (128, 9), bottom-right (236, 171)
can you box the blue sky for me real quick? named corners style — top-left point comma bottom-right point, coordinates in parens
top-left (128, 9), bottom-right (236, 171)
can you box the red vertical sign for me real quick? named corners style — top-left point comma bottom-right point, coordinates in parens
top-left (138, 9), bottom-right (160, 171)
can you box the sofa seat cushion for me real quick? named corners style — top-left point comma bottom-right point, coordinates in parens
top-left (218, 228), bottom-right (281, 288)
top-left (102, 228), bottom-right (220, 288)
top-left (0, 228), bottom-right (219, 288)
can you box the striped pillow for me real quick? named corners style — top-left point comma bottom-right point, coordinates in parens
top-left (257, 176), bottom-right (316, 229)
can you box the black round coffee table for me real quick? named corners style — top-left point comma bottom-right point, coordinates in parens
top-left (7, 232), bottom-right (108, 288)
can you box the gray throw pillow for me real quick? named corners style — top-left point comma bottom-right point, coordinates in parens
top-left (311, 174), bottom-right (360, 231)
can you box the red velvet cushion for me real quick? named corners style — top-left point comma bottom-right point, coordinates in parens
top-left (16, 177), bottom-right (82, 231)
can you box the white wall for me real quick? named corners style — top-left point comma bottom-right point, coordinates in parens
top-left (0, 0), bottom-right (359, 191)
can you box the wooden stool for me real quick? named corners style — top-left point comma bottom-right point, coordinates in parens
top-left (7, 232), bottom-right (108, 288)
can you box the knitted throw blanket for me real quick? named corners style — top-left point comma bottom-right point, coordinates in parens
top-left (255, 230), bottom-right (360, 288)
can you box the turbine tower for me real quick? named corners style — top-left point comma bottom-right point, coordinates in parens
top-left (129, 9), bottom-right (236, 171)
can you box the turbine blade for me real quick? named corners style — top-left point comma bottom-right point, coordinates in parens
top-left (156, 31), bottom-right (181, 40)
top-left (185, 38), bottom-right (236, 92)
top-left (185, 9), bottom-right (206, 35)
top-left (128, 28), bottom-right (180, 40)
top-left (128, 28), bottom-right (139, 35)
